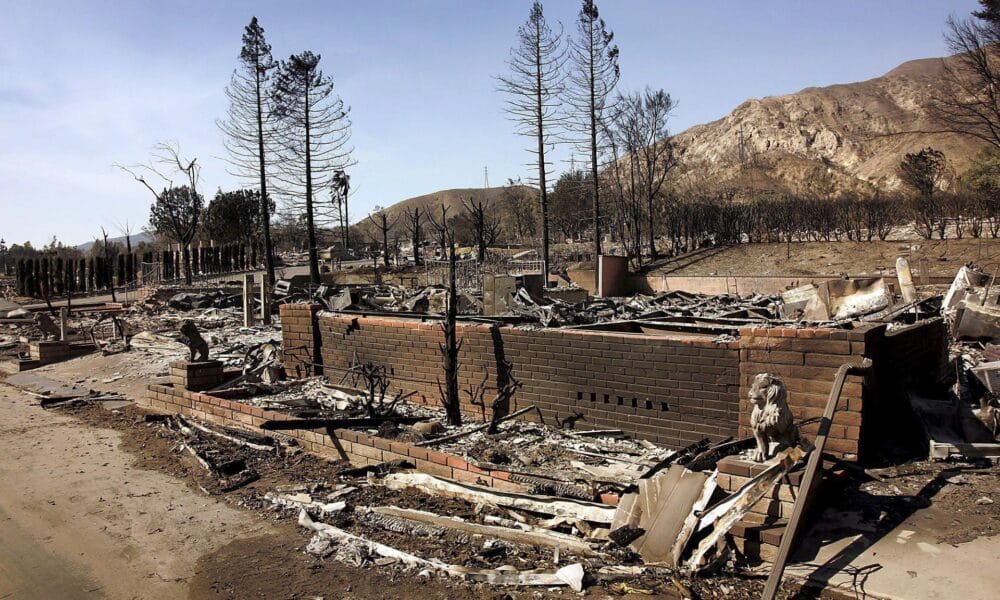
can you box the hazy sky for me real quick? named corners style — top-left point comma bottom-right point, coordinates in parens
top-left (0, 0), bottom-right (981, 247)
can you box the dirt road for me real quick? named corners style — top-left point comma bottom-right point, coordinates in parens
top-left (0, 369), bottom-right (830, 600)
top-left (0, 382), bottom-right (589, 600)
top-left (0, 382), bottom-right (267, 600)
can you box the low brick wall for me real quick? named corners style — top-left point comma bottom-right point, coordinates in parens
top-left (314, 312), bottom-right (743, 449)
top-left (280, 304), bottom-right (951, 461)
top-left (864, 317), bottom-right (949, 453)
top-left (142, 382), bottom-right (528, 493)
top-left (29, 340), bottom-right (88, 362)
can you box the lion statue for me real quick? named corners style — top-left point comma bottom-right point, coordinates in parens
top-left (748, 373), bottom-right (798, 462)
top-left (179, 320), bottom-right (209, 362)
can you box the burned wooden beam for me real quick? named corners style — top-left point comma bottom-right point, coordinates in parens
top-left (686, 446), bottom-right (804, 572)
top-left (368, 505), bottom-right (603, 557)
top-left (379, 472), bottom-right (617, 523)
top-left (260, 415), bottom-right (425, 431)
top-left (297, 510), bottom-right (587, 591)
top-left (640, 437), bottom-right (710, 479)
top-left (415, 404), bottom-right (536, 447)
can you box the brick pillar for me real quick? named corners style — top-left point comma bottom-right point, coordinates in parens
top-left (170, 360), bottom-right (225, 391)
top-left (279, 303), bottom-right (323, 378)
top-left (737, 324), bottom-right (883, 461)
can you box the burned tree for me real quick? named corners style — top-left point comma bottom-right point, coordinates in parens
top-left (899, 147), bottom-right (948, 239)
top-left (430, 206), bottom-right (462, 426)
top-left (218, 16), bottom-right (278, 287)
top-left (332, 170), bottom-right (351, 252)
top-left (343, 361), bottom-right (416, 418)
top-left (114, 220), bottom-right (135, 285)
top-left (271, 51), bottom-right (354, 285)
top-left (118, 144), bottom-right (203, 285)
top-left (202, 189), bottom-right (274, 251)
top-left (467, 368), bottom-right (523, 434)
top-left (932, 1), bottom-right (1000, 150)
top-left (565, 0), bottom-right (619, 262)
top-left (462, 196), bottom-right (501, 263)
top-left (99, 228), bottom-right (118, 302)
top-left (366, 207), bottom-right (397, 267)
top-left (403, 206), bottom-right (425, 266)
top-left (604, 88), bottom-right (677, 264)
top-left (498, 1), bottom-right (566, 283)
top-left (426, 205), bottom-right (453, 257)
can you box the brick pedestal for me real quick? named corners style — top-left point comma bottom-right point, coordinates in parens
top-left (717, 454), bottom-right (817, 563)
top-left (169, 360), bottom-right (225, 391)
top-left (30, 341), bottom-right (75, 362)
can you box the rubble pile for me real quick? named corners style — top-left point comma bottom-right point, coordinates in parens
top-left (510, 288), bottom-right (781, 327)
top-left (891, 262), bottom-right (1000, 462)
top-left (295, 283), bottom-right (483, 316)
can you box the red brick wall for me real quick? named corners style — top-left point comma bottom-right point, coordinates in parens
top-left (279, 303), bottom-right (323, 378)
top-left (737, 325), bottom-right (881, 459)
top-left (316, 313), bottom-right (743, 449)
top-left (142, 382), bottom-right (527, 492)
top-left (283, 311), bottom-right (917, 460)
top-left (864, 317), bottom-right (948, 454)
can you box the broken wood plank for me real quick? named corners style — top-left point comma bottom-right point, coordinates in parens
top-left (297, 510), bottom-right (586, 591)
top-left (379, 472), bottom-right (616, 523)
top-left (369, 505), bottom-right (602, 557)
top-left (632, 466), bottom-right (711, 565)
top-left (565, 429), bottom-right (625, 438)
top-left (682, 436), bottom-right (754, 473)
top-left (260, 415), bottom-right (425, 431)
top-left (176, 414), bottom-right (275, 452)
top-left (414, 404), bottom-right (536, 447)
top-left (761, 359), bottom-right (872, 600)
top-left (928, 440), bottom-right (1000, 460)
top-left (267, 492), bottom-right (347, 515)
top-left (571, 460), bottom-right (644, 485)
top-left (686, 446), bottom-right (804, 572)
top-left (670, 471), bottom-right (717, 569)
top-left (567, 448), bottom-right (646, 464)
top-left (610, 493), bottom-right (641, 532)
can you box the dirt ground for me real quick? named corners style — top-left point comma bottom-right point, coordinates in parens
top-left (648, 238), bottom-right (1000, 277)
top-left (847, 461), bottom-right (1000, 545)
top-left (0, 382), bottom-right (268, 600)
top-left (0, 368), bottom-right (852, 600)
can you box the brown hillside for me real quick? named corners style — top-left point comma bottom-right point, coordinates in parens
top-left (377, 55), bottom-right (987, 219)
top-left (670, 55), bottom-right (987, 195)
top-left (373, 185), bottom-right (536, 225)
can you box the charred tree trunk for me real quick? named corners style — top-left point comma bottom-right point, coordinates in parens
top-left (439, 238), bottom-right (462, 427)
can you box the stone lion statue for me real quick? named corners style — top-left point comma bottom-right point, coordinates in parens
top-left (179, 320), bottom-right (209, 362)
top-left (34, 312), bottom-right (60, 340)
top-left (748, 373), bottom-right (798, 462)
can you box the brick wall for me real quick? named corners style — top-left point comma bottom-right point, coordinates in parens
top-left (737, 325), bottom-right (881, 459)
top-left (29, 341), bottom-right (86, 361)
top-left (279, 303), bottom-right (323, 378)
top-left (875, 318), bottom-right (948, 390)
top-left (281, 310), bottom-right (931, 460)
top-left (864, 317), bottom-right (948, 454)
top-left (314, 313), bottom-right (743, 449)
top-left (142, 382), bottom-right (527, 492)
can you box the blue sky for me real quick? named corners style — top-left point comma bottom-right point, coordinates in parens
top-left (0, 0), bottom-right (980, 246)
